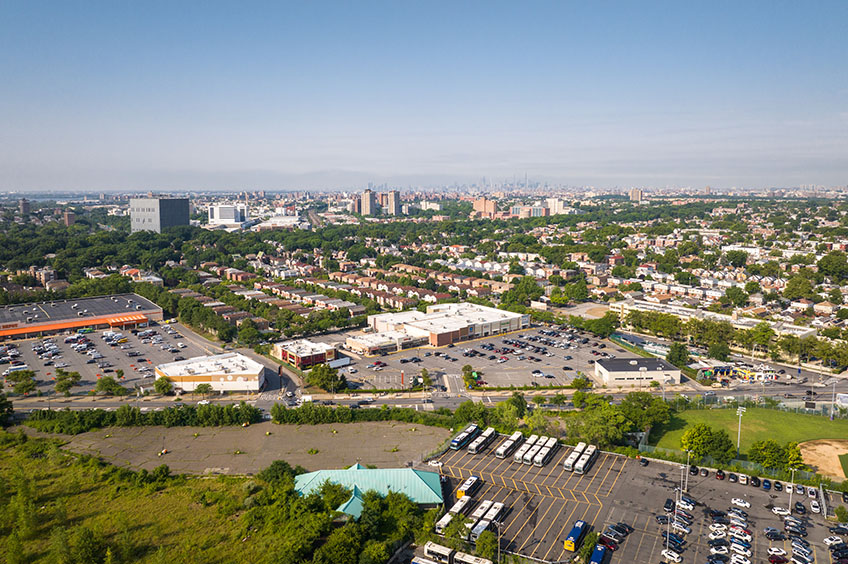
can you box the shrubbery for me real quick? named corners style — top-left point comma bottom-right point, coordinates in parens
top-left (26, 402), bottom-right (262, 434)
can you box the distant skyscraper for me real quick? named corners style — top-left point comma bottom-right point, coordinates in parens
top-left (387, 190), bottom-right (401, 215)
top-left (473, 197), bottom-right (497, 218)
top-left (704, 186), bottom-right (712, 195)
top-left (361, 189), bottom-right (377, 216)
top-left (208, 204), bottom-right (248, 226)
top-left (130, 197), bottom-right (190, 233)
top-left (629, 188), bottom-right (643, 203)
top-left (63, 211), bottom-right (76, 226)
top-left (18, 198), bottom-right (30, 215)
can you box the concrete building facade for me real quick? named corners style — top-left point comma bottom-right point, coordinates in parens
top-left (155, 352), bottom-right (265, 392)
top-left (594, 357), bottom-right (681, 387)
top-left (130, 197), bottom-right (190, 233)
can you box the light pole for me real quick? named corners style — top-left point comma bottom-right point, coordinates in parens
top-left (825, 377), bottom-right (838, 420)
top-left (492, 520), bottom-right (502, 564)
top-left (684, 450), bottom-right (692, 493)
top-left (736, 406), bottom-right (746, 458)
top-left (788, 467), bottom-right (796, 513)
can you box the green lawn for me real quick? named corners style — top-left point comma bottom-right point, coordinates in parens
top-left (652, 407), bottom-right (848, 455)
top-left (839, 453), bottom-right (848, 479)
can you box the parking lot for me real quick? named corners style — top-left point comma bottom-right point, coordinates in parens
top-left (431, 433), bottom-right (838, 564)
top-left (4, 323), bottom-right (211, 396)
top-left (332, 327), bottom-right (632, 392)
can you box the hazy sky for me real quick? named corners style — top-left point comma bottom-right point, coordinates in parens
top-left (1, 1), bottom-right (846, 191)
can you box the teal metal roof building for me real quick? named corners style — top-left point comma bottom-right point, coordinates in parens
top-left (294, 464), bottom-right (444, 519)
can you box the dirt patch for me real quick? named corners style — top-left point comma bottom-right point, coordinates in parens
top-left (799, 439), bottom-right (848, 479)
top-left (32, 421), bottom-right (450, 475)
top-left (586, 306), bottom-right (609, 319)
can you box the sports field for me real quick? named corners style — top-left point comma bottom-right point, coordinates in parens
top-left (652, 407), bottom-right (848, 454)
top-left (840, 453), bottom-right (848, 479)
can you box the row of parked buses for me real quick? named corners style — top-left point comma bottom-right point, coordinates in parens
top-left (511, 434), bottom-right (559, 467)
top-left (561, 442), bottom-right (599, 474)
top-left (450, 423), bottom-right (481, 450)
top-left (467, 427), bottom-right (497, 454)
top-left (418, 542), bottom-right (492, 564)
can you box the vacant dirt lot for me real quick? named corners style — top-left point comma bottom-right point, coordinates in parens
top-left (799, 439), bottom-right (848, 479)
top-left (47, 421), bottom-right (450, 475)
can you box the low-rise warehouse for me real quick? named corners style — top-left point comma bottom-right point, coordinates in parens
top-left (0, 293), bottom-right (162, 340)
top-left (594, 357), bottom-right (681, 387)
top-left (155, 352), bottom-right (265, 392)
top-left (347, 302), bottom-right (529, 354)
top-left (272, 339), bottom-right (337, 369)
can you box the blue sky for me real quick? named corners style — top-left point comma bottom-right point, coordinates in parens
top-left (1, 1), bottom-right (846, 190)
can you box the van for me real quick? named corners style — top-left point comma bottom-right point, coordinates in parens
top-left (738, 474), bottom-right (748, 485)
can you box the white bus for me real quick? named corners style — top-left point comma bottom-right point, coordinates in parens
top-left (563, 442), bottom-right (587, 472)
top-left (454, 552), bottom-right (494, 564)
top-left (523, 444), bottom-right (542, 465)
top-left (448, 495), bottom-right (473, 515)
top-left (424, 542), bottom-right (455, 564)
top-left (435, 512), bottom-right (455, 534)
top-left (526, 434), bottom-right (540, 448)
top-left (456, 476), bottom-right (481, 499)
top-left (533, 447), bottom-right (553, 467)
top-left (464, 500), bottom-right (493, 537)
top-left (470, 519), bottom-right (490, 542)
top-left (574, 444), bottom-right (598, 475)
top-left (483, 501), bottom-right (504, 523)
top-left (495, 431), bottom-right (523, 459)
top-left (468, 427), bottom-right (497, 454)
top-left (513, 442), bottom-right (532, 463)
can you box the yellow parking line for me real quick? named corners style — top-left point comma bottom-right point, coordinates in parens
top-left (502, 494), bottom-right (540, 538)
top-left (518, 498), bottom-right (560, 552)
top-left (491, 453), bottom-right (513, 474)
top-left (530, 500), bottom-right (570, 559)
top-left (587, 502), bottom-right (604, 527)
top-left (541, 500), bottom-right (581, 562)
top-left (601, 457), bottom-right (627, 497)
top-left (590, 454), bottom-right (618, 495)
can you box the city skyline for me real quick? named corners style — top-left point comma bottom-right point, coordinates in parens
top-left (1, 1), bottom-right (847, 191)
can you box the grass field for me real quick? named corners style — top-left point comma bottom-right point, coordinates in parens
top-left (0, 432), bottom-right (263, 563)
top-left (840, 453), bottom-right (848, 479)
top-left (651, 407), bottom-right (848, 455)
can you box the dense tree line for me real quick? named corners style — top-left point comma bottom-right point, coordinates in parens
top-left (25, 402), bottom-right (262, 434)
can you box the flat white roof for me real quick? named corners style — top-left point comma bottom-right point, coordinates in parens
top-left (156, 352), bottom-right (264, 378)
top-left (277, 339), bottom-right (335, 357)
top-left (347, 331), bottom-right (416, 347)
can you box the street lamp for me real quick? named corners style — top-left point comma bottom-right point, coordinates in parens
top-left (736, 406), bottom-right (746, 458)
top-left (788, 467), bottom-right (796, 513)
top-left (825, 377), bottom-right (838, 420)
top-left (491, 520), bottom-right (503, 564)
top-left (684, 450), bottom-right (692, 493)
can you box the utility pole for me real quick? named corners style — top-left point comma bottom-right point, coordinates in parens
top-left (788, 467), bottom-right (796, 513)
top-left (493, 520), bottom-right (502, 564)
top-left (736, 406), bottom-right (746, 458)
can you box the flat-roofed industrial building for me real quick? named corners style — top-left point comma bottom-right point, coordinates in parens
top-left (272, 339), bottom-right (337, 369)
top-left (594, 357), bottom-right (681, 387)
top-left (0, 293), bottom-right (162, 341)
top-left (155, 352), bottom-right (265, 392)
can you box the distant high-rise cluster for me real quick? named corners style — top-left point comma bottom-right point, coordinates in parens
top-left (350, 188), bottom-right (402, 216)
top-left (629, 188), bottom-right (643, 202)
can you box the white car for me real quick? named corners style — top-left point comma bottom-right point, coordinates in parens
top-left (677, 500), bottom-right (694, 511)
top-left (708, 530), bottom-right (726, 540)
top-left (661, 549), bottom-right (682, 563)
top-left (807, 487), bottom-right (817, 499)
top-left (824, 536), bottom-right (844, 546)
top-left (768, 548), bottom-right (787, 556)
top-left (672, 522), bottom-right (691, 535)
top-left (810, 500), bottom-right (820, 513)
top-left (729, 532), bottom-right (752, 542)
top-left (709, 523), bottom-right (727, 532)
top-left (730, 518), bottom-right (747, 528)
top-left (730, 556), bottom-right (750, 564)
top-left (730, 545), bottom-right (751, 557)
top-left (731, 498), bottom-right (750, 508)
top-left (710, 546), bottom-right (729, 555)
top-left (772, 507), bottom-right (790, 516)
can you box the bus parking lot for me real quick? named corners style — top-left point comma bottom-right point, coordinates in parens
top-left (4, 324), bottom-right (212, 396)
top-left (429, 433), bottom-right (838, 564)
top-left (332, 327), bottom-right (633, 392)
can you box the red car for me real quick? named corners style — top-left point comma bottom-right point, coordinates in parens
top-left (768, 556), bottom-right (788, 564)
top-left (715, 469), bottom-right (725, 480)
top-left (598, 535), bottom-right (618, 551)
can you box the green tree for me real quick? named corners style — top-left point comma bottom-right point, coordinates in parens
top-left (96, 376), bottom-right (129, 396)
top-left (725, 250), bottom-right (749, 267)
top-left (526, 409), bottom-right (554, 435)
top-left (744, 280), bottom-right (761, 295)
top-left (578, 532), bottom-right (599, 563)
top-left (55, 368), bottom-right (81, 396)
top-left (550, 393), bottom-right (568, 406)
top-left (784, 442), bottom-right (807, 470)
top-left (835, 506), bottom-right (848, 523)
top-left (70, 526), bottom-right (105, 564)
top-left (7, 369), bottom-right (37, 395)
top-left (783, 275), bottom-right (814, 300)
top-left (570, 376), bottom-right (592, 391)
top-left (618, 391), bottom-right (671, 432)
top-left (0, 391), bottom-right (13, 425)
top-left (5, 531), bottom-right (25, 564)
top-left (748, 439), bottom-right (785, 468)
top-left (707, 429), bottom-right (736, 463)
top-left (722, 286), bottom-right (748, 307)
top-left (48, 526), bottom-right (72, 564)
top-left (154, 376), bottom-right (173, 395)
top-left (306, 364), bottom-right (347, 392)
top-left (195, 383), bottom-right (213, 398)
top-left (830, 288), bottom-right (844, 305)
top-left (475, 530), bottom-right (498, 561)
top-left (666, 343), bottom-right (689, 368)
top-left (115, 369), bottom-right (124, 380)
top-left (708, 342), bottom-right (730, 362)
top-left (506, 392), bottom-right (526, 419)
top-left (360, 541), bottom-right (390, 564)
top-left (680, 423), bottom-right (714, 460)
top-left (817, 251), bottom-right (848, 279)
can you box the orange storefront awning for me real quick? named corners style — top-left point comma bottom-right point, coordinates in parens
top-left (0, 313), bottom-right (148, 338)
